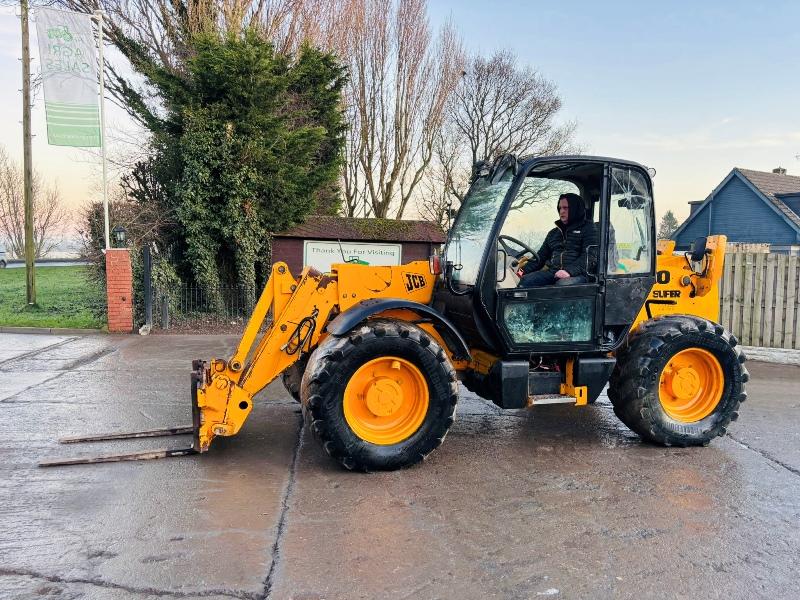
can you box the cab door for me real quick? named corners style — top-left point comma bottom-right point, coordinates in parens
top-left (602, 165), bottom-right (656, 334)
top-left (492, 160), bottom-right (606, 355)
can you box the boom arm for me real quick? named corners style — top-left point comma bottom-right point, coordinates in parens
top-left (193, 260), bottom-right (436, 452)
top-left (194, 263), bottom-right (340, 451)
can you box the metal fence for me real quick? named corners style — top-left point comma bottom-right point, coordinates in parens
top-left (153, 285), bottom-right (259, 331)
top-left (719, 253), bottom-right (800, 349)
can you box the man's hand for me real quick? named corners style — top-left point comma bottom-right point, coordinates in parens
top-left (554, 269), bottom-right (571, 279)
top-left (516, 256), bottom-right (531, 278)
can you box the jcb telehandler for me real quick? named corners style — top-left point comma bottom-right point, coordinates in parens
top-left (44, 155), bottom-right (747, 470)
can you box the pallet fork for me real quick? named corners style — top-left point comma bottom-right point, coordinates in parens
top-left (38, 364), bottom-right (205, 467)
top-left (37, 260), bottom-right (343, 467)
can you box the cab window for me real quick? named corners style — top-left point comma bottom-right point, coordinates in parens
top-left (499, 177), bottom-right (581, 251)
top-left (607, 167), bottom-right (654, 275)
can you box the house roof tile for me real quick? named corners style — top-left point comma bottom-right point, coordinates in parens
top-left (737, 168), bottom-right (800, 228)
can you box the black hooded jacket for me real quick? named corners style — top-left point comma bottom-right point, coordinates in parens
top-left (521, 193), bottom-right (597, 278)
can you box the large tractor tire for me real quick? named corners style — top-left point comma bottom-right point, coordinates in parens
top-left (300, 319), bottom-right (459, 471)
top-left (281, 359), bottom-right (306, 402)
top-left (608, 315), bottom-right (748, 447)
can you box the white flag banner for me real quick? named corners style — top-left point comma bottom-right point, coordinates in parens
top-left (35, 8), bottom-right (100, 147)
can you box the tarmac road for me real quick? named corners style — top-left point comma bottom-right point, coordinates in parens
top-left (0, 332), bottom-right (798, 599)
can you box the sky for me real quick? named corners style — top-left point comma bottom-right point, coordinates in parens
top-left (0, 0), bottom-right (799, 229)
top-left (429, 0), bottom-right (800, 217)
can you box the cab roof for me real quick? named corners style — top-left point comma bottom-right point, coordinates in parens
top-left (520, 154), bottom-right (650, 172)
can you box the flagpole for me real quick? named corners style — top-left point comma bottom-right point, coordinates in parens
top-left (93, 9), bottom-right (109, 250)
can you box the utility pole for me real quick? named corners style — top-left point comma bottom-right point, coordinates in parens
top-left (21, 0), bottom-right (36, 305)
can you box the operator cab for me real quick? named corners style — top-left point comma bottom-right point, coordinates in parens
top-left (437, 155), bottom-right (656, 358)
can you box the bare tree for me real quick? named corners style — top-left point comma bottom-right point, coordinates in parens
top-left (415, 126), bottom-right (463, 228)
top-left (0, 146), bottom-right (70, 259)
top-left (416, 164), bottom-right (453, 228)
top-left (333, 0), bottom-right (463, 219)
top-left (452, 49), bottom-right (577, 166)
top-left (416, 49), bottom-right (578, 221)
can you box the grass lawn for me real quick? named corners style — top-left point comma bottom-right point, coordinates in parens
top-left (0, 265), bottom-right (105, 329)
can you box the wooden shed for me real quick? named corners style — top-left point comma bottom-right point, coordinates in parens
top-left (272, 216), bottom-right (446, 275)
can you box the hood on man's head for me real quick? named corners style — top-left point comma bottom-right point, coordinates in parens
top-left (557, 193), bottom-right (586, 225)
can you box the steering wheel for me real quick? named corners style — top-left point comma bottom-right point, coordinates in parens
top-left (498, 235), bottom-right (540, 266)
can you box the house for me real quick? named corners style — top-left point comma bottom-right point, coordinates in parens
top-left (672, 167), bottom-right (800, 255)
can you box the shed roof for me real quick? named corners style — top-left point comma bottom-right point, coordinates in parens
top-left (274, 216), bottom-right (446, 243)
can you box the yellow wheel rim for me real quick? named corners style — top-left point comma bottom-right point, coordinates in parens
top-left (659, 348), bottom-right (724, 423)
top-left (343, 356), bottom-right (429, 445)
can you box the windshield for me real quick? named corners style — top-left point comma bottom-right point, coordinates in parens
top-left (444, 172), bottom-right (513, 287)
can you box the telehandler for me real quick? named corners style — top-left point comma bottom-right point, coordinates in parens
top-left (43, 155), bottom-right (747, 470)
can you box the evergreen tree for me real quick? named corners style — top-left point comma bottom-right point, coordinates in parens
top-left (97, 31), bottom-right (346, 294)
top-left (658, 210), bottom-right (680, 240)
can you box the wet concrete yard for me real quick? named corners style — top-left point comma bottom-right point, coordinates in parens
top-left (1, 333), bottom-right (799, 599)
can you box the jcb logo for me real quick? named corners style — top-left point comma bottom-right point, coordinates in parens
top-left (405, 273), bottom-right (427, 292)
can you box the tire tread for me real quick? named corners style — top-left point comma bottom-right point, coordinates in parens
top-left (608, 314), bottom-right (748, 446)
top-left (300, 319), bottom-right (458, 471)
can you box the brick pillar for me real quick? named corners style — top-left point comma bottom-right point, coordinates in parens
top-left (106, 248), bottom-right (133, 333)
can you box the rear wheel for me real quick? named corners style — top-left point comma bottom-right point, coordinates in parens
top-left (608, 315), bottom-right (748, 446)
top-left (300, 319), bottom-right (459, 471)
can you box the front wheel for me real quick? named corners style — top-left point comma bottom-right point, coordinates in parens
top-left (281, 358), bottom-right (306, 402)
top-left (608, 315), bottom-right (748, 446)
top-left (300, 319), bottom-right (459, 471)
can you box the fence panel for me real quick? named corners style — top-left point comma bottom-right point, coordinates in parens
top-left (772, 255), bottom-right (787, 348)
top-left (762, 254), bottom-right (776, 347)
top-left (153, 285), bottom-right (260, 332)
top-left (750, 253), bottom-right (766, 346)
top-left (719, 252), bottom-right (800, 349)
top-left (730, 252), bottom-right (745, 340)
top-left (792, 257), bottom-right (800, 350)
top-left (720, 256), bottom-right (734, 329)
top-left (784, 256), bottom-right (796, 349)
top-left (741, 254), bottom-right (756, 345)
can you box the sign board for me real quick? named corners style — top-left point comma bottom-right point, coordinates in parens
top-left (303, 241), bottom-right (402, 272)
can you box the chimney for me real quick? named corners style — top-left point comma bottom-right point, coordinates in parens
top-left (773, 167), bottom-right (787, 175)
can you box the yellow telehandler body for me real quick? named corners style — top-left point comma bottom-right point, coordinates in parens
top-left (43, 155), bottom-right (747, 470)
